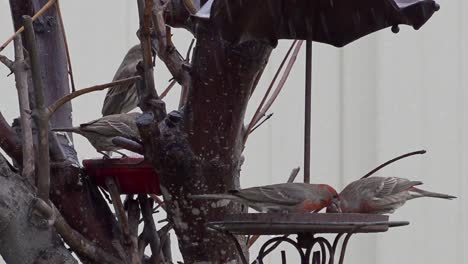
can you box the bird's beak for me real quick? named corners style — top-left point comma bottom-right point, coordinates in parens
top-left (331, 197), bottom-right (342, 213)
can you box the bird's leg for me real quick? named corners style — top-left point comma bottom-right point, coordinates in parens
top-left (99, 151), bottom-right (111, 159)
top-left (114, 150), bottom-right (128, 158)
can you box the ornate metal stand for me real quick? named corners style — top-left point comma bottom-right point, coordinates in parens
top-left (208, 213), bottom-right (409, 264)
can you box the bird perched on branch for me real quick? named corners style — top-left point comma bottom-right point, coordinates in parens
top-left (190, 183), bottom-right (340, 213)
top-left (326, 177), bottom-right (456, 214)
top-left (52, 112), bottom-right (141, 158)
top-left (102, 45), bottom-right (142, 116)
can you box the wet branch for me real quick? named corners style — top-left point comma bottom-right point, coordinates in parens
top-left (139, 195), bottom-right (163, 264)
top-left (0, 0), bottom-right (58, 53)
top-left (13, 36), bottom-right (34, 179)
top-left (47, 76), bottom-right (141, 116)
top-left (24, 15), bottom-right (50, 201)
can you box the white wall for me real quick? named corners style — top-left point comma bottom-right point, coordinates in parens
top-left (0, 0), bottom-right (466, 263)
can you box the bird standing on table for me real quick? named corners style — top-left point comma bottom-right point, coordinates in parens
top-left (52, 112), bottom-right (141, 158)
top-left (326, 176), bottom-right (456, 214)
top-left (190, 183), bottom-right (340, 213)
top-left (102, 45), bottom-right (142, 116)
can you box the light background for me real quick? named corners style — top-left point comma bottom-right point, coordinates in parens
top-left (0, 0), bottom-right (466, 263)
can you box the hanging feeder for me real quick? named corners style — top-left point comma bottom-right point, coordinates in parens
top-left (83, 157), bottom-right (161, 195)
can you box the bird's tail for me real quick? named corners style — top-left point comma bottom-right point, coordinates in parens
top-left (52, 127), bottom-right (81, 134)
top-left (411, 187), bottom-right (456, 200)
top-left (189, 194), bottom-right (237, 200)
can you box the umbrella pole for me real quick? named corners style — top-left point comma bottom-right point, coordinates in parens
top-left (304, 40), bottom-right (312, 184)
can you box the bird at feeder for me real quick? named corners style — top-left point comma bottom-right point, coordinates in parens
top-left (52, 112), bottom-right (141, 158)
top-left (190, 183), bottom-right (340, 213)
top-left (326, 176), bottom-right (456, 214)
top-left (102, 44), bottom-right (142, 116)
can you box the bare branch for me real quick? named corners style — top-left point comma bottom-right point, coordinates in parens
top-left (160, 79), bottom-right (177, 99)
top-left (0, 0), bottom-right (58, 53)
top-left (244, 40), bottom-right (303, 143)
top-left (56, 0), bottom-right (76, 92)
top-left (24, 15), bottom-right (50, 201)
top-left (13, 36), bottom-right (34, 179)
top-left (0, 54), bottom-right (14, 70)
top-left (139, 195), bottom-right (163, 264)
top-left (361, 150), bottom-right (427, 179)
top-left (34, 199), bottom-right (125, 264)
top-left (248, 113), bottom-right (273, 134)
top-left (0, 113), bottom-right (22, 165)
top-left (47, 76), bottom-right (141, 116)
top-left (105, 178), bottom-right (131, 242)
top-left (149, 194), bottom-right (165, 211)
top-left (182, 0), bottom-right (197, 14)
top-left (287, 167), bottom-right (301, 183)
top-left (127, 197), bottom-right (141, 264)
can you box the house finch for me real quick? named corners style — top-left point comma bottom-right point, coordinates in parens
top-left (52, 112), bottom-right (141, 157)
top-left (190, 183), bottom-right (340, 213)
top-left (326, 177), bottom-right (456, 214)
top-left (102, 45), bottom-right (142, 116)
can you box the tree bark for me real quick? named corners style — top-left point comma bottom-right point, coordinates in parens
top-left (0, 154), bottom-right (77, 264)
top-left (8, 1), bottom-right (122, 261)
top-left (153, 25), bottom-right (273, 263)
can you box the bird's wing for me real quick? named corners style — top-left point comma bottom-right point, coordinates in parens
top-left (372, 177), bottom-right (422, 198)
top-left (342, 177), bottom-right (421, 199)
top-left (80, 115), bottom-right (139, 139)
top-left (230, 183), bottom-right (308, 206)
top-left (102, 45), bottom-right (142, 116)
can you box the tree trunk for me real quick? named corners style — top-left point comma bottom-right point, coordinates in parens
top-left (155, 27), bottom-right (273, 263)
top-left (0, 154), bottom-right (77, 264)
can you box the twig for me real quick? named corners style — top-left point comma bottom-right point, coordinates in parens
top-left (361, 150), bottom-right (427, 179)
top-left (149, 194), bottom-right (165, 211)
top-left (0, 0), bottom-right (58, 53)
top-left (137, 0), bottom-right (162, 119)
top-left (178, 38), bottom-right (195, 108)
top-left (248, 113), bottom-right (273, 134)
top-left (34, 199), bottom-right (125, 264)
top-left (47, 76), bottom-right (141, 116)
top-left (127, 197), bottom-right (142, 264)
top-left (244, 40), bottom-right (298, 142)
top-left (24, 16), bottom-right (50, 201)
top-left (105, 178), bottom-right (130, 242)
top-left (56, 0), bottom-right (76, 92)
top-left (0, 55), bottom-right (14, 70)
top-left (13, 36), bottom-right (34, 179)
top-left (160, 79), bottom-right (177, 99)
top-left (185, 39), bottom-right (195, 61)
top-left (139, 195), bottom-right (163, 264)
top-left (287, 167), bottom-right (300, 183)
top-left (0, 113), bottom-right (22, 165)
top-left (182, 0), bottom-right (198, 14)
top-left (112, 137), bottom-right (144, 155)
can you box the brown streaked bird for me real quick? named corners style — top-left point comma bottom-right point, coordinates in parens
top-left (102, 45), bottom-right (142, 116)
top-left (190, 183), bottom-right (340, 213)
top-left (52, 112), bottom-right (141, 158)
top-left (326, 176), bottom-right (456, 214)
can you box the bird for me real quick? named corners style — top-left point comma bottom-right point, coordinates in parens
top-left (190, 183), bottom-right (340, 213)
top-left (102, 45), bottom-right (142, 116)
top-left (326, 176), bottom-right (456, 214)
top-left (52, 112), bottom-right (141, 158)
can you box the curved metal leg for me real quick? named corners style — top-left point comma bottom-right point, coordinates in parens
top-left (255, 236), bottom-right (307, 264)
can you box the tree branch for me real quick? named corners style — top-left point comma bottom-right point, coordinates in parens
top-left (0, 55), bottom-right (14, 70)
top-left (56, 0), bottom-right (76, 92)
top-left (0, 0), bottom-right (57, 53)
top-left (139, 195), bottom-right (163, 264)
top-left (47, 76), bottom-right (141, 116)
top-left (127, 197), bottom-right (142, 264)
top-left (112, 136), bottom-right (145, 155)
top-left (0, 112), bottom-right (22, 165)
top-left (23, 15), bottom-right (50, 201)
top-left (34, 199), bottom-right (125, 264)
top-left (13, 36), bottom-right (34, 179)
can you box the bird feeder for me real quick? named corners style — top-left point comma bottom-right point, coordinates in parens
top-left (198, 0), bottom-right (439, 263)
top-left (82, 157), bottom-right (161, 195)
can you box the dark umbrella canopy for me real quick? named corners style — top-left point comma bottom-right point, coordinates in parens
top-left (195, 0), bottom-right (439, 47)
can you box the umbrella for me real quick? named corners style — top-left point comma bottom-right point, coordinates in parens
top-left (194, 0), bottom-right (439, 47)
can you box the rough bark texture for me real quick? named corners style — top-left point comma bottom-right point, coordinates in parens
top-left (0, 154), bottom-right (77, 264)
top-left (153, 24), bottom-right (273, 263)
top-left (9, 0), bottom-right (122, 261)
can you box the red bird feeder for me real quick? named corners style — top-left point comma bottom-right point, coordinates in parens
top-left (83, 157), bottom-right (161, 195)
